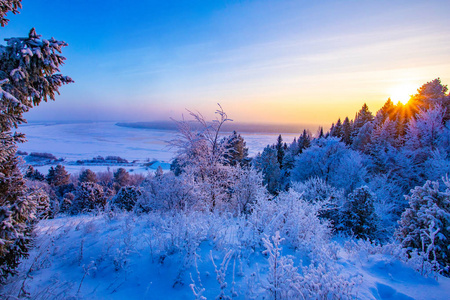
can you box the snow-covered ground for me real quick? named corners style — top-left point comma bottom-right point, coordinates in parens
top-left (1, 212), bottom-right (449, 300)
top-left (16, 122), bottom-right (299, 174)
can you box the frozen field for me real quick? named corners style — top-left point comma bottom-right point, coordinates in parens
top-left (16, 122), bottom-right (300, 174)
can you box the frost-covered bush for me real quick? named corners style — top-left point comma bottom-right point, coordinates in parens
top-left (342, 186), bottom-right (378, 239)
top-left (60, 192), bottom-right (74, 213)
top-left (262, 231), bottom-right (301, 299)
top-left (136, 173), bottom-right (196, 212)
top-left (261, 231), bottom-right (359, 300)
top-left (31, 188), bottom-right (50, 219)
top-left (71, 182), bottom-right (106, 214)
top-left (249, 189), bottom-right (331, 251)
top-left (396, 178), bottom-right (450, 273)
top-left (229, 167), bottom-right (266, 215)
top-left (111, 186), bottom-right (143, 211)
top-left (158, 211), bottom-right (209, 280)
top-left (291, 138), bottom-right (366, 193)
top-left (368, 175), bottom-right (406, 237)
top-left (291, 177), bottom-right (344, 226)
top-left (25, 178), bottom-right (59, 217)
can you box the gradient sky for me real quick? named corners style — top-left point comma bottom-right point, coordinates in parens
top-left (1, 0), bottom-right (450, 126)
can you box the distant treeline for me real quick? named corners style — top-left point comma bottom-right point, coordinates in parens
top-left (116, 121), bottom-right (318, 134)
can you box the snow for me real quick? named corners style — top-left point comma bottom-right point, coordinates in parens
top-left (1, 213), bottom-right (449, 299)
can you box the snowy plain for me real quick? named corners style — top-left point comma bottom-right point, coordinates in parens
top-left (16, 122), bottom-right (300, 174)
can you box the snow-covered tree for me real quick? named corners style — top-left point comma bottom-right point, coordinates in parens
top-left (24, 165), bottom-right (44, 181)
top-left (0, 0), bottom-right (21, 27)
top-left (409, 78), bottom-right (450, 119)
top-left (71, 182), bottom-right (106, 214)
top-left (297, 129), bottom-right (312, 152)
top-left (113, 168), bottom-right (130, 187)
top-left (222, 130), bottom-right (250, 167)
top-left (170, 104), bottom-right (231, 175)
top-left (229, 167), bottom-right (266, 215)
top-left (405, 105), bottom-right (445, 153)
top-left (341, 117), bottom-right (352, 145)
top-left (0, 154), bottom-right (36, 281)
top-left (111, 186), bottom-right (143, 211)
top-left (79, 168), bottom-right (97, 183)
top-left (291, 138), bottom-right (366, 193)
top-left (0, 22), bottom-right (72, 280)
top-left (329, 118), bottom-right (342, 139)
top-left (275, 134), bottom-right (285, 167)
top-left (169, 105), bottom-right (241, 211)
top-left (342, 186), bottom-right (378, 239)
top-left (46, 164), bottom-right (70, 187)
top-left (396, 178), bottom-right (450, 272)
top-left (352, 121), bottom-right (374, 153)
top-left (291, 177), bottom-right (344, 225)
top-left (253, 146), bottom-right (281, 195)
top-left (352, 103), bottom-right (374, 140)
top-left (137, 172), bottom-right (196, 212)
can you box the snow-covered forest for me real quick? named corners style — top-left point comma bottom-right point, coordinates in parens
top-left (2, 1), bottom-right (450, 299)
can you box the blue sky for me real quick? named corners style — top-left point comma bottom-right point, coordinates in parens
top-left (2, 0), bottom-right (450, 125)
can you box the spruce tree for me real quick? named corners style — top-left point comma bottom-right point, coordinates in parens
top-left (46, 165), bottom-right (70, 187)
top-left (341, 117), bottom-right (352, 145)
top-left (342, 186), bottom-right (378, 239)
top-left (275, 134), bottom-right (285, 168)
top-left (0, 4), bottom-right (72, 280)
top-left (297, 129), bottom-right (311, 153)
top-left (79, 168), bottom-right (97, 183)
top-left (222, 131), bottom-right (249, 167)
top-left (351, 103), bottom-right (374, 141)
top-left (396, 179), bottom-right (450, 272)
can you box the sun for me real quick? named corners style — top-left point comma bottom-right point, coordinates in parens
top-left (388, 83), bottom-right (417, 105)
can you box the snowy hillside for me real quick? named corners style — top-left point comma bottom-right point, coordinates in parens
top-left (1, 210), bottom-right (449, 299)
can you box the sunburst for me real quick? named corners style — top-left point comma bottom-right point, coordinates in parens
top-left (388, 83), bottom-right (417, 105)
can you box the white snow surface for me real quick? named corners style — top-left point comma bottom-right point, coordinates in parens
top-left (16, 122), bottom-right (299, 174)
top-left (1, 213), bottom-right (449, 299)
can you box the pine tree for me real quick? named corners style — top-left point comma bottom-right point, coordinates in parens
top-left (24, 165), bottom-right (45, 181)
top-left (254, 146), bottom-right (281, 195)
top-left (396, 179), bottom-right (450, 272)
top-left (317, 127), bottom-right (324, 139)
top-left (0, 151), bottom-right (37, 281)
top-left (342, 186), bottom-right (378, 239)
top-left (0, 0), bottom-right (21, 27)
top-left (275, 134), bottom-right (285, 168)
top-left (222, 130), bottom-right (249, 167)
top-left (351, 103), bottom-right (374, 142)
top-left (46, 164), bottom-right (70, 187)
top-left (0, 10), bottom-right (72, 280)
top-left (297, 129), bottom-right (311, 153)
top-left (114, 168), bottom-right (130, 187)
top-left (378, 98), bottom-right (395, 124)
top-left (111, 186), bottom-right (143, 211)
top-left (330, 118), bottom-right (342, 138)
top-left (409, 78), bottom-right (450, 118)
top-left (79, 168), bottom-right (97, 183)
top-left (341, 117), bottom-right (352, 145)
top-left (71, 182), bottom-right (106, 214)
